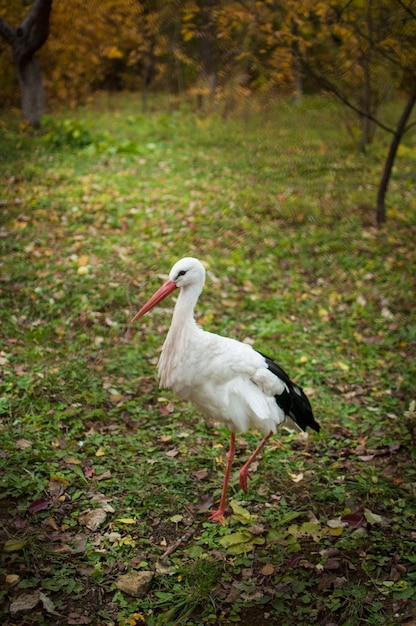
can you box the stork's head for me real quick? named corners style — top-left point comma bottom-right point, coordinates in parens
top-left (169, 257), bottom-right (206, 288)
top-left (131, 257), bottom-right (206, 322)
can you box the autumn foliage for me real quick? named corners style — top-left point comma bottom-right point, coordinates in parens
top-left (0, 0), bottom-right (413, 111)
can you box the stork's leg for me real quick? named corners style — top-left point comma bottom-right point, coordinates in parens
top-left (239, 430), bottom-right (273, 493)
top-left (209, 432), bottom-right (236, 523)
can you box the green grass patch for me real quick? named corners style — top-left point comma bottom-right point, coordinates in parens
top-left (0, 94), bottom-right (415, 625)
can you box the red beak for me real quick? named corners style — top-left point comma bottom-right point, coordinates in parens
top-left (131, 279), bottom-right (177, 323)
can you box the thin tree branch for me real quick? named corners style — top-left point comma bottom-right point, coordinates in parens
top-left (394, 0), bottom-right (416, 20)
top-left (302, 60), bottom-right (396, 135)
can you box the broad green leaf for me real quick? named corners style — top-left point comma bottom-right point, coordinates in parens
top-left (229, 500), bottom-right (252, 523)
top-left (220, 531), bottom-right (251, 548)
top-left (4, 538), bottom-right (27, 552)
top-left (364, 508), bottom-right (383, 525)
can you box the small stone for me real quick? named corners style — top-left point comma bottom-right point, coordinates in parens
top-left (115, 571), bottom-right (154, 598)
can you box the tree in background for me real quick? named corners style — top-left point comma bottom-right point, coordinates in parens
top-left (291, 0), bottom-right (416, 223)
top-left (0, 0), bottom-right (52, 127)
top-left (0, 0), bottom-right (414, 222)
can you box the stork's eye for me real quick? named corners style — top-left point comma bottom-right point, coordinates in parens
top-left (176, 270), bottom-right (187, 279)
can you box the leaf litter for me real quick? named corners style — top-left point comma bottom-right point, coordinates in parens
top-left (1, 95), bottom-right (416, 625)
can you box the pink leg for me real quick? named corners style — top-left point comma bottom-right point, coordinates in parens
top-left (239, 431), bottom-right (273, 493)
top-left (209, 432), bottom-right (236, 523)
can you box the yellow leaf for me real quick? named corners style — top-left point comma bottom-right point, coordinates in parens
top-left (118, 535), bottom-right (136, 547)
top-left (4, 539), bottom-right (27, 552)
top-left (117, 518), bottom-right (136, 524)
top-left (334, 361), bottom-right (349, 371)
top-left (318, 308), bottom-right (329, 319)
top-left (50, 474), bottom-right (71, 486)
top-left (95, 447), bottom-right (106, 457)
top-left (182, 29), bottom-right (194, 42)
top-left (106, 46), bottom-right (123, 60)
top-left (77, 255), bottom-right (89, 266)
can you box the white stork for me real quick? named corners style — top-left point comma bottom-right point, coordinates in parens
top-left (132, 257), bottom-right (319, 522)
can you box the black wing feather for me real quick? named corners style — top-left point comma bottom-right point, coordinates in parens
top-left (258, 351), bottom-right (320, 433)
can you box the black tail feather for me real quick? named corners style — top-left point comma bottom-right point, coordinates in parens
top-left (258, 352), bottom-right (320, 433)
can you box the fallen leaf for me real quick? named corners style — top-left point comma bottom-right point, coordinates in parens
top-left (260, 563), bottom-right (275, 576)
top-left (79, 508), bottom-right (107, 531)
top-left (27, 497), bottom-right (50, 515)
top-left (42, 517), bottom-right (59, 531)
top-left (219, 530), bottom-right (265, 554)
top-left (67, 611), bottom-right (93, 624)
top-left (77, 255), bottom-right (89, 266)
top-left (4, 538), bottom-right (27, 552)
top-left (284, 554), bottom-right (301, 569)
top-left (91, 493), bottom-right (115, 512)
top-left (327, 518), bottom-right (346, 529)
top-left (364, 508), bottom-right (391, 527)
top-left (289, 472), bottom-right (304, 483)
top-left (333, 361), bottom-right (349, 371)
top-left (155, 560), bottom-right (172, 575)
top-left (193, 468), bottom-right (209, 480)
top-left (15, 439), bottom-right (33, 449)
top-left (341, 511), bottom-right (365, 528)
top-left (50, 474), bottom-right (71, 486)
top-left (39, 591), bottom-right (58, 615)
top-left (230, 500), bottom-right (252, 523)
top-left (5, 574), bottom-right (20, 585)
top-left (10, 591), bottom-right (40, 614)
top-left (194, 493), bottom-right (214, 511)
top-left (94, 470), bottom-right (112, 481)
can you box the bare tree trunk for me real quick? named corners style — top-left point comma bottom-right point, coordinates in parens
top-left (196, 0), bottom-right (218, 108)
top-left (291, 20), bottom-right (303, 105)
top-left (0, 0), bottom-right (53, 127)
top-left (376, 82), bottom-right (416, 224)
top-left (17, 57), bottom-right (46, 128)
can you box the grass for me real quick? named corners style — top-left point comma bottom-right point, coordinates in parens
top-left (0, 93), bottom-right (415, 625)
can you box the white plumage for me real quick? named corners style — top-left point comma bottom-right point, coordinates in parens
top-left (132, 257), bottom-right (319, 522)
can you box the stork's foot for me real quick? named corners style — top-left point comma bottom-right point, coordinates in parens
top-left (239, 469), bottom-right (252, 493)
top-left (208, 508), bottom-right (227, 524)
